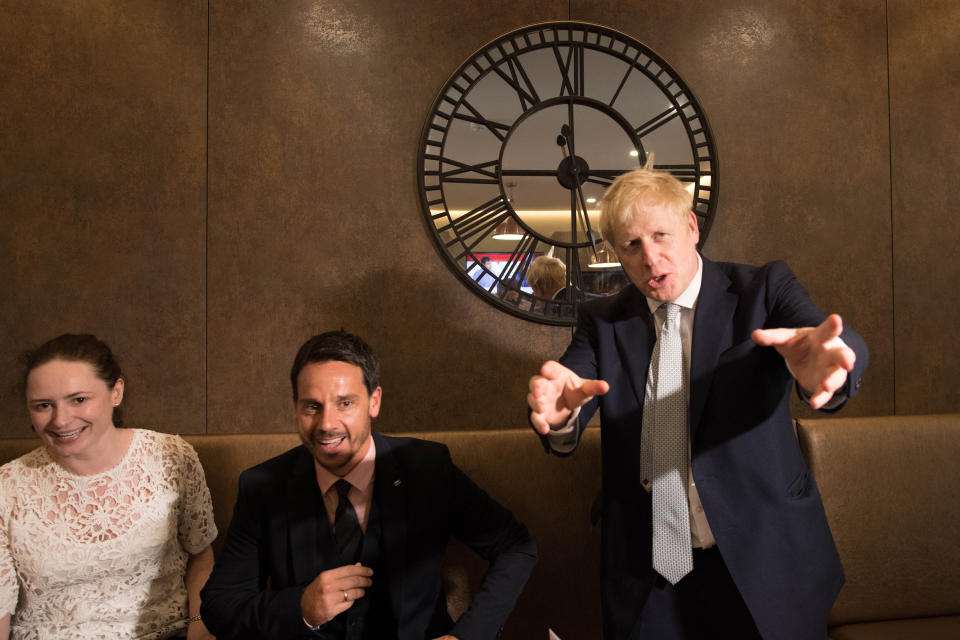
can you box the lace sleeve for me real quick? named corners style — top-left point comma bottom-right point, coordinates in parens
top-left (0, 468), bottom-right (20, 617)
top-left (172, 438), bottom-right (218, 555)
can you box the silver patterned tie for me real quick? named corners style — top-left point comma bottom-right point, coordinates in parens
top-left (641, 302), bottom-right (693, 585)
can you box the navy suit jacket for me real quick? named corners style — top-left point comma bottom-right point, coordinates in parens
top-left (556, 258), bottom-right (868, 640)
top-left (201, 431), bottom-right (537, 640)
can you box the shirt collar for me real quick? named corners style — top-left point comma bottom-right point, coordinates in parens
top-left (314, 435), bottom-right (377, 495)
top-left (644, 253), bottom-right (703, 314)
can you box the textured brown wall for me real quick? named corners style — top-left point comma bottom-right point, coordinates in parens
top-left (1, 0), bottom-right (956, 438)
top-left (888, 0), bottom-right (960, 414)
top-left (0, 1), bottom-right (208, 437)
top-left (204, 0), bottom-right (570, 435)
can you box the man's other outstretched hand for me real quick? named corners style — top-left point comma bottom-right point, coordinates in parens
top-left (752, 314), bottom-right (856, 410)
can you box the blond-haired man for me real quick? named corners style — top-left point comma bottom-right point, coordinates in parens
top-left (527, 165), bottom-right (868, 639)
top-left (526, 256), bottom-right (567, 301)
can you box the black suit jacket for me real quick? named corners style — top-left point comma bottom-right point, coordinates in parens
top-left (201, 431), bottom-right (537, 640)
top-left (556, 258), bottom-right (869, 640)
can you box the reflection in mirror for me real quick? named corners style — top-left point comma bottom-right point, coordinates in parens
top-left (419, 22), bottom-right (717, 325)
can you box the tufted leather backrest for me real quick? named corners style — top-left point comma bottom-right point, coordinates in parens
top-left (797, 414), bottom-right (960, 627)
top-left (1, 428), bottom-right (604, 638)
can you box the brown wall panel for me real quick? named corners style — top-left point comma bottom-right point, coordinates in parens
top-left (573, 0), bottom-right (894, 418)
top-left (2, 0), bottom-right (958, 440)
top-left (205, 0), bottom-right (571, 434)
top-left (889, 0), bottom-right (960, 414)
top-left (0, 1), bottom-right (207, 437)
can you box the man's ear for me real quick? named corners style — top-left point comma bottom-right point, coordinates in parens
top-left (687, 209), bottom-right (700, 243)
top-left (370, 387), bottom-right (383, 418)
top-left (368, 386), bottom-right (382, 418)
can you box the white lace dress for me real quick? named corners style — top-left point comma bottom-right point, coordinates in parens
top-left (0, 429), bottom-right (217, 640)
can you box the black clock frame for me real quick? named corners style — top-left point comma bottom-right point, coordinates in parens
top-left (418, 21), bottom-right (718, 325)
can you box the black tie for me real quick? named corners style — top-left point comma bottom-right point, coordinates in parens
top-left (334, 479), bottom-right (362, 564)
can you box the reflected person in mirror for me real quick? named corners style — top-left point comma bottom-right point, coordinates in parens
top-left (526, 161), bottom-right (869, 639)
top-left (474, 256), bottom-right (497, 293)
top-left (202, 330), bottom-right (536, 640)
top-left (527, 256), bottom-right (567, 316)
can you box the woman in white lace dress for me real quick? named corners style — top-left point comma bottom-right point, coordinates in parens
top-left (0, 334), bottom-right (218, 640)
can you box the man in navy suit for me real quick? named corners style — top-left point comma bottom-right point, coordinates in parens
top-left (527, 165), bottom-right (868, 639)
top-left (202, 331), bottom-right (536, 639)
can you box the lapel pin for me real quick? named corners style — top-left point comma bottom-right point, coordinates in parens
top-left (393, 479), bottom-right (402, 487)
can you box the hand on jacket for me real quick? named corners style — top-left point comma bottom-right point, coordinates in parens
top-left (300, 563), bottom-right (374, 627)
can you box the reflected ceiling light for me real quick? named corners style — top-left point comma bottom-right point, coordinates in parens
top-left (629, 150), bottom-right (639, 157)
top-left (588, 244), bottom-right (620, 269)
top-left (492, 217), bottom-right (524, 240)
top-left (586, 197), bottom-right (597, 203)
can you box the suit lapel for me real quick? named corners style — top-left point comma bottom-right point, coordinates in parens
top-left (613, 286), bottom-right (657, 409)
top-left (285, 446), bottom-right (329, 586)
top-left (371, 432), bottom-right (407, 624)
top-left (690, 257), bottom-right (736, 441)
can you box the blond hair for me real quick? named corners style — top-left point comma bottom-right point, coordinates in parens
top-left (599, 158), bottom-right (692, 246)
top-left (526, 256), bottom-right (566, 297)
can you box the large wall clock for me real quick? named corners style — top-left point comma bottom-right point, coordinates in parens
top-left (418, 21), bottom-right (718, 325)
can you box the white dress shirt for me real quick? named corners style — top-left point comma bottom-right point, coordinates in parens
top-left (549, 255), bottom-right (716, 547)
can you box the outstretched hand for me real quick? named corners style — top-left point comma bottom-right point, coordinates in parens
top-left (752, 314), bottom-right (856, 410)
top-left (527, 360), bottom-right (610, 433)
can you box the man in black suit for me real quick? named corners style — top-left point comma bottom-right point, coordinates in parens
top-left (527, 165), bottom-right (868, 639)
top-left (202, 331), bottom-right (536, 639)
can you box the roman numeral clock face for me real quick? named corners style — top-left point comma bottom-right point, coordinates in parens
top-left (418, 21), bottom-right (718, 325)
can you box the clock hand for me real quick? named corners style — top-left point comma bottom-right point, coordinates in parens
top-left (558, 126), bottom-right (599, 255)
